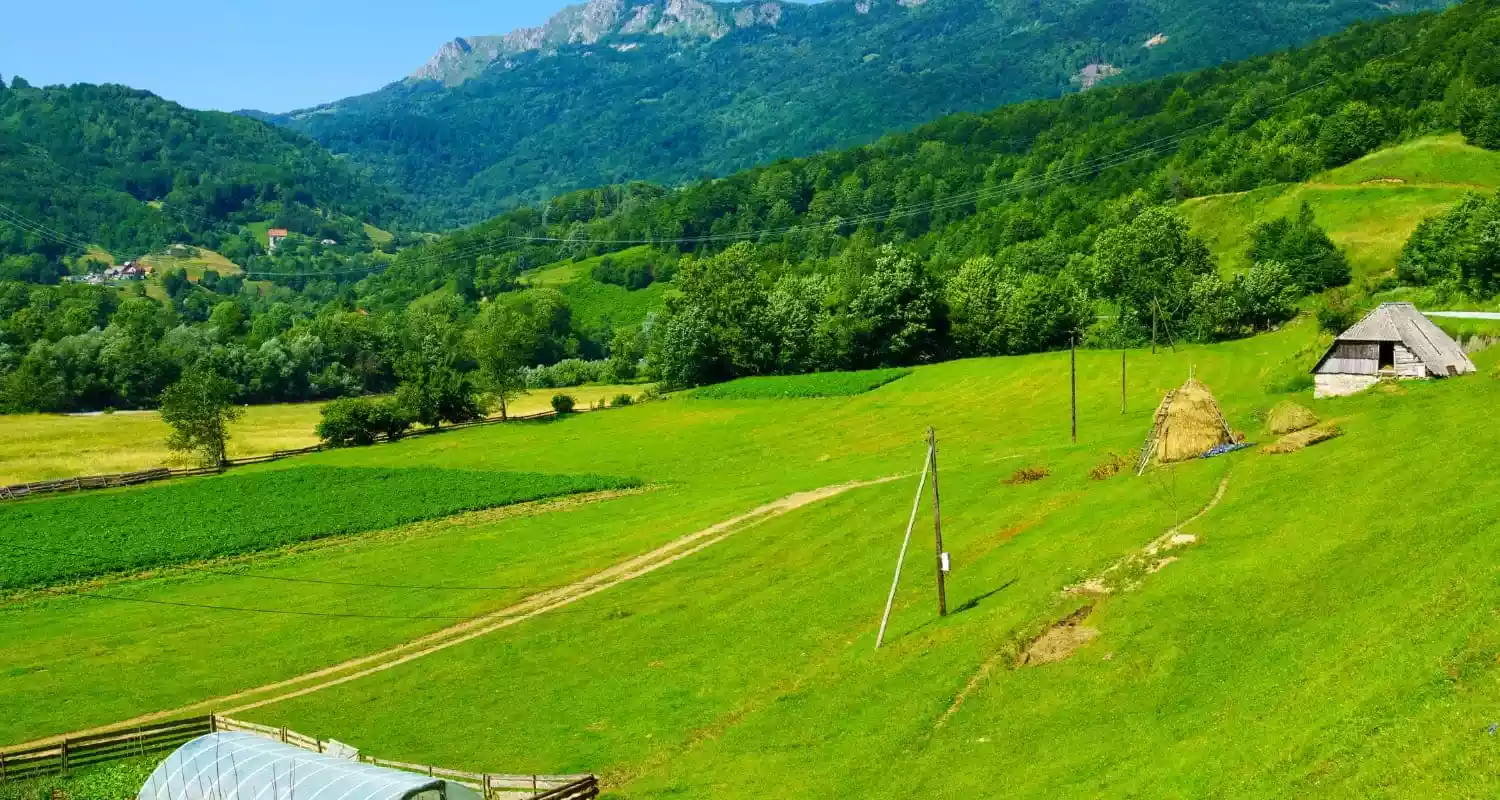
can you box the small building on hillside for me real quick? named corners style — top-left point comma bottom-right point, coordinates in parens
top-left (1311, 302), bottom-right (1475, 397)
top-left (267, 228), bottom-right (290, 252)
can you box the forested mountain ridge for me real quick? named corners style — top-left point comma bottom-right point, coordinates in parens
top-left (7, 0), bottom-right (1500, 416)
top-left (265, 0), bottom-right (1449, 226)
top-left (0, 80), bottom-right (405, 281)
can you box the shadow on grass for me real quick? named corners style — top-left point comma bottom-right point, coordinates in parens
top-left (888, 578), bottom-right (1019, 645)
top-left (952, 578), bottom-right (1018, 615)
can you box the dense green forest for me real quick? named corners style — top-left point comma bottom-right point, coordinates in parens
top-left (5, 0), bottom-right (1500, 414)
top-left (0, 80), bottom-right (404, 276)
top-left (269, 0), bottom-right (1449, 226)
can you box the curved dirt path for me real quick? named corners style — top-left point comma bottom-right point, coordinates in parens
top-left (9, 475), bottom-right (902, 751)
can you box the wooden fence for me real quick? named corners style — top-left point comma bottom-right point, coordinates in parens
top-left (0, 405), bottom-right (613, 504)
top-left (0, 715), bottom-right (597, 800)
top-left (0, 717), bottom-right (212, 782)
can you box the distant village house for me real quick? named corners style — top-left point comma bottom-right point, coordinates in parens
top-left (267, 228), bottom-right (290, 252)
top-left (1311, 302), bottom-right (1476, 397)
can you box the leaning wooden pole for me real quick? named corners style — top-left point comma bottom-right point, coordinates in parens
top-left (876, 440), bottom-right (934, 650)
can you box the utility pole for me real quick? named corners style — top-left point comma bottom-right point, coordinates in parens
top-left (1121, 349), bottom-right (1127, 415)
top-left (1070, 336), bottom-right (1078, 444)
top-left (1151, 298), bottom-right (1158, 354)
top-left (927, 427), bottom-right (947, 617)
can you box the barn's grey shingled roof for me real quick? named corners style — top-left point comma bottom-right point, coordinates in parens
top-left (1316, 302), bottom-right (1476, 376)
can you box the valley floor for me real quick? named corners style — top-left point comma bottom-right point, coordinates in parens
top-left (7, 320), bottom-right (1500, 796)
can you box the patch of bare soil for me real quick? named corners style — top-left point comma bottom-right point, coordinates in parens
top-left (1020, 606), bottom-right (1099, 666)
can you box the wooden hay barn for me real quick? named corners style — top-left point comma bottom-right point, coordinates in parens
top-left (1312, 302), bottom-right (1475, 398)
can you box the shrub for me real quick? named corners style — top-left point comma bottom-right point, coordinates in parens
top-left (1316, 289), bottom-right (1361, 334)
top-left (551, 394), bottom-right (576, 414)
top-left (612, 393), bottom-right (634, 407)
top-left (317, 397), bottom-right (412, 447)
top-left (1006, 466), bottom-right (1050, 485)
top-left (638, 384), bottom-right (663, 402)
top-left (1089, 452), bottom-right (1133, 481)
top-left (525, 359), bottom-right (610, 389)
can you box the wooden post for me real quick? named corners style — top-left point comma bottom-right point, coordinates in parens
top-left (876, 439), bottom-right (934, 650)
top-left (1070, 336), bottom-right (1078, 444)
top-left (59, 739), bottom-right (68, 777)
top-left (927, 428), bottom-right (947, 617)
top-left (1122, 349), bottom-right (1127, 415)
top-left (1152, 299), bottom-right (1158, 354)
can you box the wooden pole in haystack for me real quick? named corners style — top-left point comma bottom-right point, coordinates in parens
top-left (876, 438), bottom-right (934, 650)
top-left (927, 427), bottom-right (947, 617)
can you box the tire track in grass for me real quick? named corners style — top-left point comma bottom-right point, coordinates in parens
top-left (9, 475), bottom-right (903, 750)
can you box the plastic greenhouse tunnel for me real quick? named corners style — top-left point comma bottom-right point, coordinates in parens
top-left (136, 732), bottom-right (483, 800)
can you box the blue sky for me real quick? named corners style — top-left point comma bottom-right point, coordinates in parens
top-left (0, 0), bottom-right (578, 112)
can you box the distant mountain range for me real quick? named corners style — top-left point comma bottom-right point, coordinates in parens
top-left (256, 0), bottom-right (1449, 226)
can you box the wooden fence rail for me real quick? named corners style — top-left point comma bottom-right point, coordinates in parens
top-left (2, 715), bottom-right (597, 799)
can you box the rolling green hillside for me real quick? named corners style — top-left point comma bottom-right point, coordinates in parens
top-left (8, 319), bottom-right (1500, 795)
top-left (0, 79), bottom-right (404, 276)
top-left (1183, 134), bottom-right (1500, 278)
top-left (521, 247), bottom-right (673, 334)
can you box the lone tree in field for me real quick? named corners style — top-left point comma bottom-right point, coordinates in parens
top-left (159, 369), bottom-right (243, 467)
top-left (470, 301), bottom-right (533, 420)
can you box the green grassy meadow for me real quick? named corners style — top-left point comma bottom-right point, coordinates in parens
top-left (522, 246), bottom-right (672, 331)
top-left (692, 368), bottom-right (913, 399)
top-left (0, 467), bottom-right (636, 589)
top-left (0, 386), bottom-right (646, 486)
top-left (11, 137), bottom-right (1500, 797)
top-left (9, 312), bottom-right (1500, 795)
top-left (1182, 134), bottom-right (1500, 279)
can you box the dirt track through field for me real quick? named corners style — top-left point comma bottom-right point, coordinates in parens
top-left (9, 475), bottom-right (902, 751)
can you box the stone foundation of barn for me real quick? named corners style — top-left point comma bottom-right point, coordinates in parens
top-left (1314, 373), bottom-right (1381, 398)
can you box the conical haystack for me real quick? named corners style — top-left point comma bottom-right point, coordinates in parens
top-left (1138, 379), bottom-right (1235, 471)
top-left (1266, 401), bottom-right (1319, 435)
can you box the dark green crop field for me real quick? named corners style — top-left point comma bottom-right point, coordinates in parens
top-left (691, 369), bottom-right (912, 400)
top-left (0, 466), bottom-right (638, 589)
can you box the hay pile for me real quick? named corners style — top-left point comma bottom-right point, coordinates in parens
top-left (1006, 466), bottom-right (1050, 485)
top-left (1090, 452), bottom-right (1133, 481)
top-left (1154, 379), bottom-right (1235, 464)
top-left (1264, 425), bottom-right (1343, 455)
top-left (1266, 401), bottom-right (1319, 435)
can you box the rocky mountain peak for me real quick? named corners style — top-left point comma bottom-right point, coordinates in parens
top-left (408, 0), bottom-right (791, 87)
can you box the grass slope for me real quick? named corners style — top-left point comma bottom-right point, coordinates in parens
top-left (1183, 134), bottom-right (1500, 279)
top-left (0, 388), bottom-right (645, 486)
top-left (692, 368), bottom-right (912, 399)
top-left (0, 467), bottom-right (637, 589)
top-left (6, 325), bottom-right (1500, 792)
top-left (521, 247), bottom-right (670, 331)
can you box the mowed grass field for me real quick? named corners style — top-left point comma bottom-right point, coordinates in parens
top-left (1183, 134), bottom-right (1500, 279)
top-left (0, 386), bottom-right (645, 485)
top-left (9, 310), bottom-right (1500, 796)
